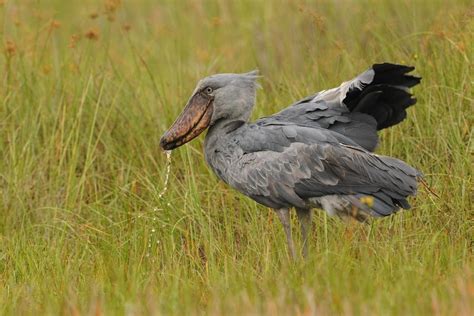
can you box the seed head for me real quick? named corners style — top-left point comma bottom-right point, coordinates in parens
top-left (359, 196), bottom-right (374, 208)
top-left (4, 40), bottom-right (16, 57)
top-left (85, 28), bottom-right (99, 40)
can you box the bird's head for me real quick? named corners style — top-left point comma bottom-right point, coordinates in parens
top-left (160, 70), bottom-right (259, 150)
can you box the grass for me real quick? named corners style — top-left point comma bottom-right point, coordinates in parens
top-left (0, 0), bottom-right (472, 314)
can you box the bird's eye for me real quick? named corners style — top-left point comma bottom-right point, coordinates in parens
top-left (204, 87), bottom-right (213, 94)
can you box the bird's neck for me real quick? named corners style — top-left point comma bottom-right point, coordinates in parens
top-left (205, 119), bottom-right (245, 146)
top-left (211, 118), bottom-right (246, 133)
top-left (202, 118), bottom-right (246, 184)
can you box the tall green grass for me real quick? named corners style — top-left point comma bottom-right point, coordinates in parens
top-left (0, 0), bottom-right (472, 314)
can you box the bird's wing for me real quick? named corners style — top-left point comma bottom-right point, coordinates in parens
top-left (257, 63), bottom-right (421, 151)
top-left (224, 123), bottom-right (420, 215)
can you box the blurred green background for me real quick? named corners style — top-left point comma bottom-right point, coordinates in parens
top-left (0, 0), bottom-right (472, 314)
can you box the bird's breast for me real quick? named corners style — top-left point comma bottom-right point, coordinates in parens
top-left (204, 138), bottom-right (244, 184)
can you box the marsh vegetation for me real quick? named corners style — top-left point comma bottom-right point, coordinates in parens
top-left (0, 0), bottom-right (472, 314)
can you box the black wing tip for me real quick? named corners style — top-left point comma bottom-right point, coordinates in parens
top-left (372, 62), bottom-right (415, 73)
top-left (404, 75), bottom-right (422, 88)
top-left (370, 62), bottom-right (422, 90)
top-left (371, 62), bottom-right (421, 78)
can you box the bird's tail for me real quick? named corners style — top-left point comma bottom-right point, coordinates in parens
top-left (321, 192), bottom-right (414, 223)
top-left (317, 153), bottom-right (422, 222)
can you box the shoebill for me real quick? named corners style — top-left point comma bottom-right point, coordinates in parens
top-left (160, 63), bottom-right (422, 259)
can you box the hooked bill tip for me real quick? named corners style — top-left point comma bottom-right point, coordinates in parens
top-left (159, 136), bottom-right (176, 151)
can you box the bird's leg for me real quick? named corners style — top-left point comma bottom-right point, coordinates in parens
top-left (296, 208), bottom-right (312, 258)
top-left (275, 208), bottom-right (296, 260)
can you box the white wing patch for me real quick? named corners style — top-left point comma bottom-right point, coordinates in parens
top-left (311, 68), bottom-right (375, 105)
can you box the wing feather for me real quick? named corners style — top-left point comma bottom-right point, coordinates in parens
top-left (256, 63), bottom-right (420, 151)
top-left (222, 124), bottom-right (420, 212)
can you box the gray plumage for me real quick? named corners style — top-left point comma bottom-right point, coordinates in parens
top-left (161, 63), bottom-right (422, 258)
top-left (205, 120), bottom-right (420, 219)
